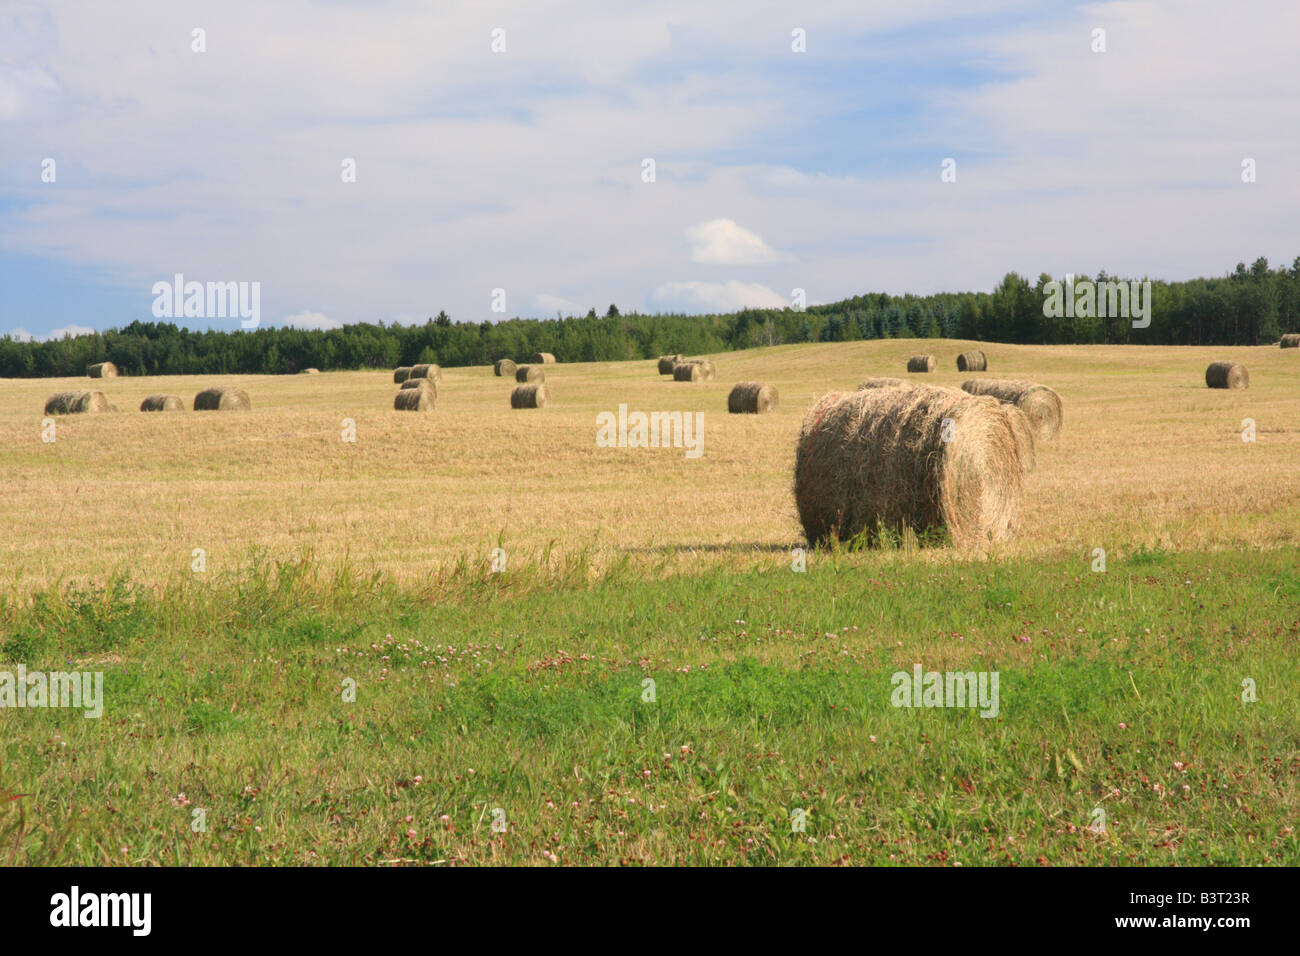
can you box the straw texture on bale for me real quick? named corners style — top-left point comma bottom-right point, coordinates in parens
top-left (1205, 361), bottom-right (1249, 389)
top-left (658, 354), bottom-right (684, 375)
top-left (728, 382), bottom-right (779, 414)
top-left (409, 364), bottom-right (442, 383)
top-left (956, 350), bottom-right (987, 372)
top-left (399, 378), bottom-right (437, 399)
top-left (511, 384), bottom-right (549, 408)
top-left (139, 394), bottom-right (184, 412)
top-left (794, 385), bottom-right (1025, 548)
top-left (194, 386), bottom-right (251, 411)
top-left (494, 359), bottom-right (518, 377)
top-left (857, 378), bottom-right (907, 390)
top-left (87, 361), bottom-right (118, 378)
top-left (906, 355), bottom-right (936, 373)
top-left (673, 360), bottom-right (716, 382)
top-left (394, 388), bottom-right (435, 411)
top-left (44, 390), bottom-right (110, 415)
top-left (960, 379), bottom-right (1063, 441)
top-left (1280, 334), bottom-right (1299, 349)
top-left (515, 365), bottom-right (545, 383)
top-left (394, 366), bottom-right (412, 383)
top-left (530, 352), bottom-right (557, 365)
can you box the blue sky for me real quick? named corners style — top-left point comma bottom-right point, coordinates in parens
top-left (2, 0), bottom-right (1297, 339)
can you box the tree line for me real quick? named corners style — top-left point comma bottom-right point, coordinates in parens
top-left (3, 256), bottom-right (1297, 377)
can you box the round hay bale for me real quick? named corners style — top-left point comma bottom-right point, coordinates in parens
top-left (139, 394), bottom-right (184, 412)
top-left (409, 363), bottom-right (441, 383)
top-left (494, 358), bottom-right (518, 377)
top-left (399, 377), bottom-right (437, 400)
top-left (511, 383), bottom-right (549, 408)
top-left (673, 360), bottom-right (716, 382)
top-left (960, 379), bottom-right (1062, 441)
top-left (394, 387), bottom-right (435, 411)
top-left (107, 402), bottom-right (121, 412)
top-left (44, 390), bottom-right (110, 415)
top-left (956, 350), bottom-right (987, 372)
top-left (1205, 361), bottom-right (1249, 389)
top-left (906, 355), bottom-right (936, 373)
top-left (1279, 334), bottom-right (1299, 349)
top-left (794, 384), bottom-right (1025, 548)
top-left (530, 352), bottom-right (557, 365)
top-left (86, 361), bottom-right (118, 378)
top-left (194, 386), bottom-right (251, 411)
top-left (515, 365), bottom-right (545, 383)
top-left (857, 378), bottom-right (908, 390)
top-left (728, 382), bottom-right (779, 414)
top-left (300, 367), bottom-right (320, 374)
top-left (394, 366), bottom-right (412, 383)
top-left (658, 354), bottom-right (684, 375)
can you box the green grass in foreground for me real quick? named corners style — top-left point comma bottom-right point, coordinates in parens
top-left (1, 546), bottom-right (1297, 866)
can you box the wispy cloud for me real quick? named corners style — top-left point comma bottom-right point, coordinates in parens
top-left (685, 219), bottom-right (778, 265)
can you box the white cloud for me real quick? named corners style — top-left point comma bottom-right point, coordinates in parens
top-left (650, 280), bottom-right (787, 313)
top-left (529, 294), bottom-right (586, 317)
top-left (281, 311), bottom-right (341, 331)
top-left (48, 324), bottom-right (95, 339)
top-left (685, 218), bottom-right (777, 265)
top-left (6, 327), bottom-right (35, 342)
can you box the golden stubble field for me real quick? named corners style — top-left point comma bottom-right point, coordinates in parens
top-left (1, 339), bottom-right (1297, 596)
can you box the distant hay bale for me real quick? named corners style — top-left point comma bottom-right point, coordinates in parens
top-left (86, 361), bottom-right (118, 378)
top-left (1205, 361), bottom-right (1249, 390)
top-left (515, 365), bottom-right (545, 383)
top-left (728, 382), bottom-right (779, 414)
top-left (394, 387), bottom-right (435, 411)
top-left (139, 394), bottom-right (184, 412)
top-left (530, 352), bottom-right (557, 365)
top-left (1280, 334), bottom-right (1299, 349)
top-left (300, 368), bottom-right (320, 374)
top-left (906, 355), bottom-right (936, 373)
top-left (44, 390), bottom-right (110, 415)
top-left (960, 379), bottom-right (1063, 441)
top-left (194, 386), bottom-right (251, 411)
top-left (794, 384), bottom-right (1025, 548)
top-left (394, 366), bottom-right (412, 383)
top-left (409, 363), bottom-right (441, 383)
top-left (857, 378), bottom-right (908, 390)
top-left (956, 350), bottom-right (987, 372)
top-left (511, 384), bottom-right (549, 408)
top-left (658, 354), bottom-right (684, 375)
top-left (107, 402), bottom-right (121, 412)
top-left (673, 360), bottom-right (716, 382)
top-left (494, 359), bottom-right (518, 377)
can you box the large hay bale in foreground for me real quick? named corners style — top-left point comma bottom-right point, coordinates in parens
top-left (399, 378), bottom-right (437, 400)
top-left (673, 360), bottom-right (716, 382)
top-left (44, 390), bottom-right (110, 415)
top-left (960, 379), bottom-right (1062, 441)
top-left (511, 384), bottom-right (549, 408)
top-left (1280, 334), bottom-right (1299, 349)
top-left (658, 354), bottom-right (684, 375)
top-left (956, 350), bottom-right (987, 372)
top-left (86, 361), bottom-right (118, 378)
top-left (409, 363), bottom-right (441, 383)
top-left (906, 355), bottom-right (936, 373)
top-left (494, 359), bottom-right (518, 377)
top-left (794, 385), bottom-right (1025, 548)
top-left (139, 394), bottom-right (184, 412)
top-left (515, 365), bottom-right (545, 383)
top-left (394, 387), bottom-right (435, 411)
top-left (530, 352), bottom-right (557, 365)
top-left (394, 366), bottom-right (412, 383)
top-left (857, 378), bottom-right (907, 390)
top-left (194, 386), bottom-right (251, 411)
top-left (728, 382), bottom-right (779, 414)
top-left (1205, 361), bottom-right (1249, 389)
